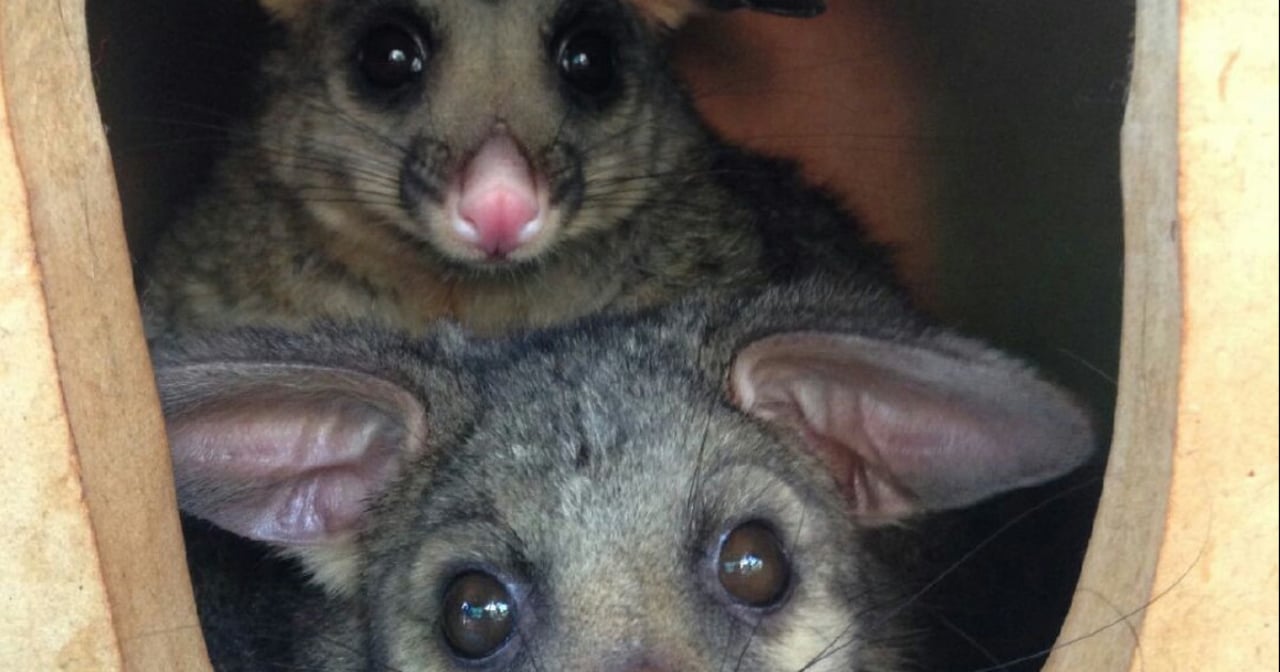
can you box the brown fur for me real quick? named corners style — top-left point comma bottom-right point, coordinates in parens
top-left (632, 0), bottom-right (703, 28)
top-left (140, 0), bottom-right (889, 338)
top-left (257, 0), bottom-right (308, 21)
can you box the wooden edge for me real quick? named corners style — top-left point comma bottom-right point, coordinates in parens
top-left (1042, 0), bottom-right (1180, 668)
top-left (1048, 0), bottom-right (1280, 668)
top-left (1132, 0), bottom-right (1280, 667)
top-left (1, 49), bottom-right (123, 672)
top-left (0, 1), bottom-right (211, 670)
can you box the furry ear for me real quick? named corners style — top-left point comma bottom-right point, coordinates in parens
top-left (729, 332), bottom-right (1095, 523)
top-left (631, 0), bottom-right (825, 30)
top-left (158, 361), bottom-right (427, 593)
top-left (257, 0), bottom-right (309, 22)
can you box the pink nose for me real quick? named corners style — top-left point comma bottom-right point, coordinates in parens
top-left (454, 134), bottom-right (542, 258)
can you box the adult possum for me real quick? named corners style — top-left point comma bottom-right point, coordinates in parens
top-left (155, 280), bottom-right (1094, 670)
top-left (139, 0), bottom-right (900, 337)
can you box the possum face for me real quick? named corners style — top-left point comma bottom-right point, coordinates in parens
top-left (249, 0), bottom-right (819, 270)
top-left (351, 373), bottom-right (894, 671)
top-left (164, 337), bottom-right (902, 671)
top-left (159, 283), bottom-right (1093, 671)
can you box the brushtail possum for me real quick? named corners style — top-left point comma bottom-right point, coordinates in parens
top-left (155, 279), bottom-right (1094, 671)
top-left (140, 0), bottom-right (901, 337)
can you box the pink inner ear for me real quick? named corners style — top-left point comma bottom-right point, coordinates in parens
top-left (734, 345), bottom-right (921, 521)
top-left (730, 332), bottom-right (1094, 521)
top-left (167, 374), bottom-right (426, 547)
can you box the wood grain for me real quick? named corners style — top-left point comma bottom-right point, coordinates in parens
top-left (0, 0), bottom-right (210, 669)
top-left (1132, 0), bottom-right (1279, 666)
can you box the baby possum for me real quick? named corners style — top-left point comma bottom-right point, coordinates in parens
top-left (141, 0), bottom-right (899, 337)
top-left (155, 279), bottom-right (1095, 671)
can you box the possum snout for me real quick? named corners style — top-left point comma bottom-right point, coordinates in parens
top-left (446, 132), bottom-right (553, 260)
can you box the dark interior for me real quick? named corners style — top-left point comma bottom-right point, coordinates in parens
top-left (87, 1), bottom-right (1134, 669)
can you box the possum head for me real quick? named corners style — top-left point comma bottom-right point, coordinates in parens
top-left (247, 0), bottom-right (823, 269)
top-left (155, 285), bottom-right (1093, 671)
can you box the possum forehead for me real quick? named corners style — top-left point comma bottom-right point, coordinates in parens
top-left (319, 0), bottom-right (642, 50)
top-left (300, 0), bottom-right (647, 99)
top-left (403, 361), bottom-right (856, 580)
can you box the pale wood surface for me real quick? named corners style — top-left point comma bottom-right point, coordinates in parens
top-left (0, 0), bottom-right (211, 670)
top-left (1133, 0), bottom-right (1280, 667)
top-left (1, 64), bottom-right (124, 672)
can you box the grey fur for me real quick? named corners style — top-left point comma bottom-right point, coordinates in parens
top-left (157, 280), bottom-right (1094, 671)
top-left (141, 0), bottom-right (896, 338)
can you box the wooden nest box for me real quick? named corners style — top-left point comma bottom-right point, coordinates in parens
top-left (0, 0), bottom-right (1275, 669)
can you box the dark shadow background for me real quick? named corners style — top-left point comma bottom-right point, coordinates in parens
top-left (884, 5), bottom-right (1130, 668)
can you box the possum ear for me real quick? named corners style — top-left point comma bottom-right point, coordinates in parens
top-left (632, 0), bottom-right (825, 30)
top-left (257, 0), bottom-right (309, 22)
top-left (729, 332), bottom-right (1095, 523)
top-left (157, 361), bottom-right (427, 594)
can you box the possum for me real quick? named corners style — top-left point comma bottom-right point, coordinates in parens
top-left (139, 0), bottom-right (903, 338)
top-left (154, 279), bottom-right (1095, 671)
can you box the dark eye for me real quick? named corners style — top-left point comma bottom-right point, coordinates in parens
top-left (441, 571), bottom-right (516, 660)
top-left (556, 29), bottom-right (617, 96)
top-left (717, 522), bottom-right (790, 608)
top-left (357, 23), bottom-right (427, 89)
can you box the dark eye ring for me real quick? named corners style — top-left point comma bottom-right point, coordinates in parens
top-left (357, 22), bottom-right (428, 89)
top-left (716, 521), bottom-right (791, 608)
top-left (555, 28), bottom-right (617, 97)
top-left (441, 571), bottom-right (517, 660)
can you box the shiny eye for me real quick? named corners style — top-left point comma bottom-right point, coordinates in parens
top-left (441, 571), bottom-right (517, 660)
top-left (357, 23), bottom-right (427, 89)
top-left (556, 29), bottom-right (617, 96)
top-left (717, 522), bottom-right (791, 608)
